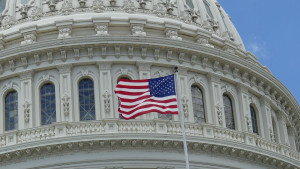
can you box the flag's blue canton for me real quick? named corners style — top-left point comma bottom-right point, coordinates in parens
top-left (149, 75), bottom-right (176, 97)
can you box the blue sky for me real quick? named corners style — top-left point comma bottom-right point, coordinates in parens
top-left (218, 0), bottom-right (300, 104)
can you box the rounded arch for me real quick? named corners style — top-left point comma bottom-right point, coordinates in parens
top-left (250, 104), bottom-right (259, 134)
top-left (4, 90), bottom-right (18, 131)
top-left (73, 67), bottom-right (101, 121)
top-left (35, 73), bottom-right (60, 127)
top-left (191, 84), bottom-right (206, 123)
top-left (78, 78), bottom-right (96, 121)
top-left (0, 81), bottom-right (21, 133)
top-left (40, 82), bottom-right (56, 125)
top-left (222, 93), bottom-right (235, 130)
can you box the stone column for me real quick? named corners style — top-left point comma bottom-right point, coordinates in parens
top-left (277, 114), bottom-right (290, 146)
top-left (136, 61), bottom-right (152, 120)
top-left (19, 70), bottom-right (34, 129)
top-left (207, 73), bottom-right (223, 127)
top-left (260, 96), bottom-right (273, 141)
top-left (236, 84), bottom-right (251, 132)
top-left (57, 64), bottom-right (73, 122)
top-left (287, 127), bottom-right (296, 151)
top-left (98, 62), bottom-right (114, 119)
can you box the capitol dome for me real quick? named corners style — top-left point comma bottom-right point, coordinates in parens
top-left (0, 0), bottom-right (299, 168)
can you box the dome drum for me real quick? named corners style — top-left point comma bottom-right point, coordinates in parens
top-left (0, 0), bottom-right (299, 168)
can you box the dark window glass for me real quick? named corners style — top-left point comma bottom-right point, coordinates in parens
top-left (0, 0), bottom-right (6, 13)
top-left (79, 79), bottom-right (95, 121)
top-left (5, 91), bottom-right (18, 131)
top-left (250, 106), bottom-right (258, 134)
top-left (191, 85), bottom-right (206, 123)
top-left (223, 94), bottom-right (235, 129)
top-left (186, 0), bottom-right (194, 9)
top-left (41, 83), bottom-right (56, 125)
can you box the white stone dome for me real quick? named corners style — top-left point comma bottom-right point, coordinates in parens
top-left (0, 0), bottom-right (299, 169)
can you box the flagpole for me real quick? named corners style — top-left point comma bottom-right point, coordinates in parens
top-left (174, 66), bottom-right (190, 169)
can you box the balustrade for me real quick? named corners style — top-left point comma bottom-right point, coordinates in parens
top-left (0, 119), bottom-right (298, 162)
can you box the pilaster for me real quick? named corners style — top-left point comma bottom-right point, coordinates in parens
top-left (57, 64), bottom-right (73, 122)
top-left (207, 73), bottom-right (223, 127)
top-left (277, 114), bottom-right (290, 146)
top-left (176, 66), bottom-right (189, 122)
top-left (19, 70), bottom-right (34, 129)
top-left (236, 84), bottom-right (251, 132)
top-left (260, 96), bottom-right (273, 141)
top-left (98, 62), bottom-right (114, 119)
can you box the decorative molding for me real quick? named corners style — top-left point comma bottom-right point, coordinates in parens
top-left (57, 64), bottom-right (72, 73)
top-left (23, 101), bottom-right (31, 123)
top-left (19, 70), bottom-right (33, 80)
top-left (95, 24), bottom-right (109, 36)
top-left (182, 96), bottom-right (189, 118)
top-left (103, 90), bottom-right (111, 114)
top-left (58, 26), bottom-right (72, 39)
top-left (62, 93), bottom-right (70, 116)
top-left (216, 103), bottom-right (223, 125)
top-left (166, 30), bottom-right (182, 41)
top-left (131, 25), bottom-right (146, 36)
top-left (21, 33), bottom-right (36, 45)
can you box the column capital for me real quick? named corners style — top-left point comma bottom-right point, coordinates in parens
top-left (206, 72), bottom-right (220, 83)
top-left (136, 61), bottom-right (152, 71)
top-left (98, 61), bottom-right (112, 70)
top-left (57, 64), bottom-right (72, 73)
top-left (19, 70), bottom-right (33, 80)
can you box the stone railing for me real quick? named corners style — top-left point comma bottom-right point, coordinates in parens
top-left (0, 120), bottom-right (299, 162)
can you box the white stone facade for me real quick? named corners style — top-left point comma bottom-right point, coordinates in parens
top-left (0, 0), bottom-right (299, 168)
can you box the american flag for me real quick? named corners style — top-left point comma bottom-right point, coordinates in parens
top-left (115, 75), bottom-right (179, 120)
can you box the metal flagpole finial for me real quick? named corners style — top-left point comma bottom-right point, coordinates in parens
top-left (174, 66), bottom-right (178, 73)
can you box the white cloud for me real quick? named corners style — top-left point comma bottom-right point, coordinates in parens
top-left (247, 41), bottom-right (268, 60)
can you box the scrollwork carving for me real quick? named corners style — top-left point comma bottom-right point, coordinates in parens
top-left (216, 103), bottom-right (223, 125)
top-left (123, 0), bottom-right (136, 13)
top-left (92, 0), bottom-right (105, 12)
top-left (95, 24), bottom-right (109, 36)
top-left (62, 93), bottom-right (70, 116)
top-left (166, 30), bottom-right (182, 41)
top-left (58, 26), bottom-right (72, 39)
top-left (23, 101), bottom-right (31, 123)
top-left (131, 25), bottom-right (146, 36)
top-left (103, 91), bottom-right (111, 114)
top-left (21, 33), bottom-right (36, 45)
top-left (182, 96), bottom-right (188, 118)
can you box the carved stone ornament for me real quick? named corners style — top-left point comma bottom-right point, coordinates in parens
top-left (152, 3), bottom-right (166, 17)
top-left (58, 26), bottom-right (72, 39)
top-left (5, 81), bottom-right (14, 90)
top-left (78, 0), bottom-right (87, 8)
top-left (92, 0), bottom-right (105, 12)
top-left (131, 25), bottom-right (146, 36)
top-left (181, 96), bottom-right (189, 118)
top-left (216, 103), bottom-right (223, 125)
top-left (2, 15), bottom-right (15, 29)
top-left (103, 91), bottom-right (111, 114)
top-left (154, 70), bottom-right (168, 78)
top-left (29, 7), bottom-right (43, 21)
top-left (95, 24), bottom-right (109, 36)
top-left (62, 93), bottom-right (70, 116)
top-left (46, 0), bottom-right (59, 12)
top-left (197, 38), bottom-right (214, 48)
top-left (137, 0), bottom-right (149, 9)
top-left (19, 70), bottom-right (33, 80)
top-left (161, 0), bottom-right (176, 14)
top-left (190, 75), bottom-right (203, 85)
top-left (123, 0), bottom-right (136, 13)
top-left (184, 6), bottom-right (200, 23)
top-left (245, 115), bottom-right (252, 132)
top-left (166, 30), bottom-right (182, 41)
top-left (17, 5), bottom-right (30, 19)
top-left (269, 128), bottom-right (275, 142)
top-left (40, 73), bottom-right (51, 82)
top-left (80, 68), bottom-right (89, 76)
top-left (21, 33), bottom-right (36, 45)
top-left (57, 64), bottom-right (72, 73)
top-left (23, 101), bottom-right (31, 123)
top-left (221, 84), bottom-right (233, 94)
top-left (61, 0), bottom-right (73, 15)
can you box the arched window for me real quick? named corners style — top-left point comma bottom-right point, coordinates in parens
top-left (5, 91), bottom-right (18, 131)
top-left (117, 76), bottom-right (130, 119)
top-left (79, 78), bottom-right (95, 121)
top-left (186, 0), bottom-right (194, 9)
top-left (41, 83), bottom-right (56, 125)
top-left (204, 0), bottom-right (214, 19)
top-left (223, 94), bottom-right (235, 129)
top-left (250, 105), bottom-right (258, 134)
top-left (0, 0), bottom-right (6, 13)
top-left (191, 85), bottom-right (206, 123)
